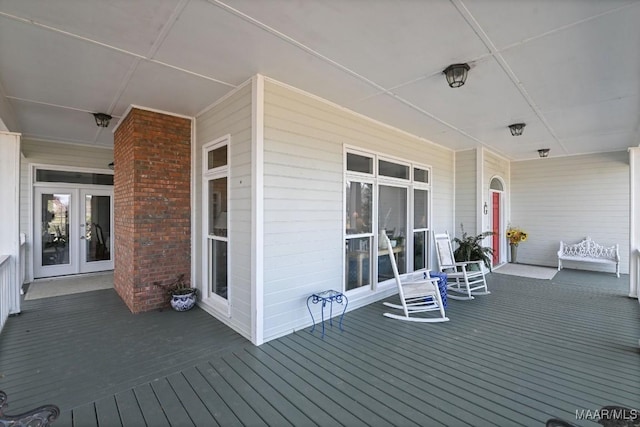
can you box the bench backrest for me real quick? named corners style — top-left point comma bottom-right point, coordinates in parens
top-left (559, 237), bottom-right (618, 260)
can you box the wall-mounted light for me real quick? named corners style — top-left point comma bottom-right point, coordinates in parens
top-left (443, 63), bottom-right (470, 88)
top-left (508, 123), bottom-right (526, 136)
top-left (538, 148), bottom-right (550, 158)
top-left (93, 112), bottom-right (112, 128)
top-left (108, 162), bottom-right (114, 170)
top-left (483, 202), bottom-right (488, 215)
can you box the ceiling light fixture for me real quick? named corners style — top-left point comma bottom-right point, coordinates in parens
top-left (538, 148), bottom-right (550, 158)
top-left (508, 123), bottom-right (526, 136)
top-left (443, 63), bottom-right (470, 88)
top-left (93, 112), bottom-right (112, 128)
top-left (108, 162), bottom-right (114, 170)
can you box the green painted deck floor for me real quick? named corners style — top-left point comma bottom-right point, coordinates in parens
top-left (0, 269), bottom-right (638, 426)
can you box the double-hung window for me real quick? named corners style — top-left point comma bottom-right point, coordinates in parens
top-left (203, 137), bottom-right (229, 306)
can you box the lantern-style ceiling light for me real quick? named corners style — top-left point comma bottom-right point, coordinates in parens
top-left (538, 148), bottom-right (550, 158)
top-left (508, 123), bottom-right (526, 136)
top-left (93, 112), bottom-right (112, 128)
top-left (443, 63), bottom-right (470, 88)
top-left (108, 162), bottom-right (114, 170)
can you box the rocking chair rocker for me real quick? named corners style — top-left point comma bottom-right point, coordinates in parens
top-left (434, 231), bottom-right (490, 300)
top-left (381, 235), bottom-right (449, 323)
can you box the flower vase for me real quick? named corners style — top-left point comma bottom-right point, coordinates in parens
top-left (510, 244), bottom-right (518, 263)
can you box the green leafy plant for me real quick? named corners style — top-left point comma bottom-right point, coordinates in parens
top-left (453, 224), bottom-right (495, 270)
top-left (164, 274), bottom-right (198, 296)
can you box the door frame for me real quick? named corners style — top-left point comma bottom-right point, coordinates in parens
top-left (30, 164), bottom-right (114, 280)
top-left (489, 185), bottom-right (506, 265)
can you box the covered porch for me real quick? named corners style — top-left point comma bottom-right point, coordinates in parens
top-left (1, 269), bottom-right (637, 426)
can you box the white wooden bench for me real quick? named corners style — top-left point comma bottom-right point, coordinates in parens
top-left (557, 237), bottom-right (620, 277)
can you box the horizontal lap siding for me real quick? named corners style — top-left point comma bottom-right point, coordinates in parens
top-left (262, 80), bottom-right (454, 341)
top-left (455, 149), bottom-right (477, 237)
top-left (195, 83), bottom-right (252, 339)
top-left (511, 151), bottom-right (629, 272)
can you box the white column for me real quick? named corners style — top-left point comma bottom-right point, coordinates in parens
top-left (0, 132), bottom-right (21, 314)
top-left (629, 147), bottom-right (639, 300)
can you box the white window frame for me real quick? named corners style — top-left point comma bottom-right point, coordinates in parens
top-left (343, 146), bottom-right (432, 293)
top-left (202, 135), bottom-right (230, 316)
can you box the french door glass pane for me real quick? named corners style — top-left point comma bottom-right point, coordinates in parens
top-left (210, 239), bottom-right (228, 299)
top-left (378, 185), bottom-right (407, 281)
top-left (345, 181), bottom-right (372, 234)
top-left (41, 193), bottom-right (70, 266)
top-left (345, 237), bottom-right (371, 290)
top-left (414, 231), bottom-right (427, 271)
top-left (414, 189), bottom-right (428, 228)
top-left (84, 195), bottom-right (111, 262)
top-left (209, 178), bottom-right (228, 237)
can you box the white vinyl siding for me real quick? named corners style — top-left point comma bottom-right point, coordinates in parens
top-left (511, 151), bottom-right (629, 273)
top-left (19, 139), bottom-right (113, 282)
top-left (261, 80), bottom-right (454, 341)
top-left (195, 83), bottom-right (253, 339)
top-left (455, 149), bottom-right (477, 237)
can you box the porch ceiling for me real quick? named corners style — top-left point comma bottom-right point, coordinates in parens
top-left (0, 0), bottom-right (639, 160)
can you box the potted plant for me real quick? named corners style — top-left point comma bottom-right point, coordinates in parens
top-left (452, 225), bottom-right (495, 271)
top-left (506, 225), bottom-right (528, 263)
top-left (164, 274), bottom-right (198, 311)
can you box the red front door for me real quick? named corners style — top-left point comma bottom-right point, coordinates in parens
top-left (492, 192), bottom-right (500, 265)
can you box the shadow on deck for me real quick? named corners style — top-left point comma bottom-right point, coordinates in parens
top-left (0, 269), bottom-right (638, 426)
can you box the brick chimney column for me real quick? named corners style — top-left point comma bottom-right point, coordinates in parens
top-left (113, 108), bottom-right (191, 313)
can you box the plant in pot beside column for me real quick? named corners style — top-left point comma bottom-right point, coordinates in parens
top-left (165, 274), bottom-right (198, 311)
top-left (506, 226), bottom-right (527, 263)
top-left (452, 225), bottom-right (495, 271)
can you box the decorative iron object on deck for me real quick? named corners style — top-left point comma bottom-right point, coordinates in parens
top-left (307, 290), bottom-right (348, 338)
top-left (557, 236), bottom-right (620, 277)
top-left (0, 391), bottom-right (60, 427)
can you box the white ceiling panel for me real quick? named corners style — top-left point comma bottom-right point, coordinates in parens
top-left (393, 57), bottom-right (532, 131)
top-left (222, 0), bottom-right (489, 88)
top-left (114, 60), bottom-right (234, 117)
top-left (560, 131), bottom-right (634, 154)
top-left (501, 5), bottom-right (640, 111)
top-left (544, 96), bottom-right (639, 140)
top-left (0, 15), bottom-right (135, 112)
top-left (155, 0), bottom-right (380, 105)
top-left (464, 0), bottom-right (638, 50)
top-left (10, 99), bottom-right (107, 145)
top-left (0, 0), bottom-right (184, 56)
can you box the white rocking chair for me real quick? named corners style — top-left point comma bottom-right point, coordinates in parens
top-left (381, 235), bottom-right (449, 323)
top-left (434, 231), bottom-right (490, 300)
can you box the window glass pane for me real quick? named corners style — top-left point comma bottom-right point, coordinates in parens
top-left (346, 181), bottom-right (372, 234)
top-left (414, 231), bottom-right (427, 271)
top-left (345, 237), bottom-right (371, 291)
top-left (84, 195), bottom-right (111, 262)
top-left (414, 189), bottom-right (428, 229)
top-left (414, 168), bottom-right (429, 183)
top-left (346, 153), bottom-right (373, 174)
top-left (379, 160), bottom-right (409, 179)
top-left (41, 193), bottom-right (70, 266)
top-left (378, 185), bottom-right (407, 281)
top-left (208, 177), bottom-right (228, 237)
top-left (490, 177), bottom-right (504, 191)
top-left (210, 239), bottom-right (228, 299)
top-left (36, 169), bottom-right (113, 185)
top-left (207, 145), bottom-right (228, 170)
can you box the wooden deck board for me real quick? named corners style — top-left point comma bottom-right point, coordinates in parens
top-left (0, 270), bottom-right (638, 426)
top-left (114, 389), bottom-right (147, 427)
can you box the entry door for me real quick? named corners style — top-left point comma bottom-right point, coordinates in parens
top-left (492, 192), bottom-right (501, 265)
top-left (34, 187), bottom-right (113, 278)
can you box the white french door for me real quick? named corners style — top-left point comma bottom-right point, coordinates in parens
top-left (34, 187), bottom-right (113, 278)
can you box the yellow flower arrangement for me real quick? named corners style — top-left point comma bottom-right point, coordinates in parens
top-left (506, 226), bottom-right (528, 246)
